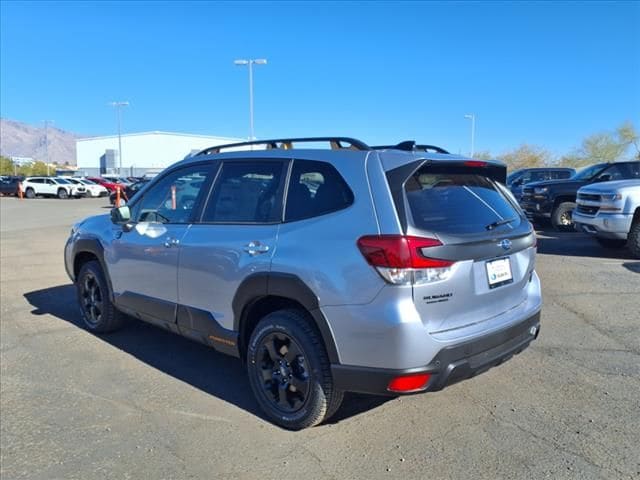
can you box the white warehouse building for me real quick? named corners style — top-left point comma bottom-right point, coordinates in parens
top-left (76, 131), bottom-right (244, 177)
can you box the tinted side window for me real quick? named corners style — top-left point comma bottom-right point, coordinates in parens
top-left (598, 163), bottom-right (640, 180)
top-left (201, 161), bottom-right (286, 223)
top-left (285, 160), bottom-right (354, 222)
top-left (132, 165), bottom-right (212, 224)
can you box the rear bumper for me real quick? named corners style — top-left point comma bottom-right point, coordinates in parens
top-left (331, 310), bottom-right (540, 396)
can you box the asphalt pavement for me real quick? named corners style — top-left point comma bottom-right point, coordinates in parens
top-left (1, 197), bottom-right (638, 480)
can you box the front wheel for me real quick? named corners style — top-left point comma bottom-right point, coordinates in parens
top-left (595, 237), bottom-right (627, 249)
top-left (628, 220), bottom-right (640, 259)
top-left (247, 310), bottom-right (343, 430)
top-left (57, 188), bottom-right (69, 199)
top-left (76, 261), bottom-right (126, 333)
top-left (551, 202), bottom-right (576, 231)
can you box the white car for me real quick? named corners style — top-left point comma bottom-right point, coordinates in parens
top-left (67, 178), bottom-right (109, 198)
top-left (22, 177), bottom-right (85, 199)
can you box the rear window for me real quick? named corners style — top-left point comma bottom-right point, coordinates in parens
top-left (405, 170), bottom-right (521, 235)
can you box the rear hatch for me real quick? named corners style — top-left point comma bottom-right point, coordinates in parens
top-left (388, 160), bottom-right (536, 337)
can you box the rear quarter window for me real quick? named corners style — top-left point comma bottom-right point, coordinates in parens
top-left (285, 160), bottom-right (354, 222)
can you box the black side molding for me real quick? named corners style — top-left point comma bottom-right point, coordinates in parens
top-left (176, 305), bottom-right (239, 357)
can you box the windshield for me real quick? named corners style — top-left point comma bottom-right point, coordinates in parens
top-left (507, 171), bottom-right (523, 185)
top-left (80, 179), bottom-right (96, 185)
top-left (572, 164), bottom-right (607, 181)
top-left (405, 170), bottom-right (521, 235)
top-left (55, 178), bottom-right (71, 184)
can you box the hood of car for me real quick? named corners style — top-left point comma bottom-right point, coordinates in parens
top-left (578, 179), bottom-right (640, 194)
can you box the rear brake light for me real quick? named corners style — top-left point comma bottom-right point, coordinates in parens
top-left (464, 160), bottom-right (487, 167)
top-left (388, 373), bottom-right (431, 393)
top-left (357, 235), bottom-right (455, 285)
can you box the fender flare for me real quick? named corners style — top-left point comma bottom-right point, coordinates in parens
top-left (232, 272), bottom-right (340, 364)
top-left (72, 238), bottom-right (115, 300)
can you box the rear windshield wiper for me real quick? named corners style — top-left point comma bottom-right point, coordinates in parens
top-left (485, 217), bottom-right (517, 231)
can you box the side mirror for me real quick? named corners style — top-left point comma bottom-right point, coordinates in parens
top-left (597, 174), bottom-right (612, 182)
top-left (110, 205), bottom-right (131, 224)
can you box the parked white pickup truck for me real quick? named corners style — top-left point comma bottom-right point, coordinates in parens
top-left (573, 179), bottom-right (640, 258)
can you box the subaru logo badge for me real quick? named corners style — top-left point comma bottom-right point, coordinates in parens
top-left (499, 239), bottom-right (512, 251)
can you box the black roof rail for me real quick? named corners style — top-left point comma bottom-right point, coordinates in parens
top-left (372, 141), bottom-right (450, 154)
top-left (197, 137), bottom-right (370, 156)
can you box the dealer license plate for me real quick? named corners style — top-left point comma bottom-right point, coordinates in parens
top-left (486, 257), bottom-right (513, 289)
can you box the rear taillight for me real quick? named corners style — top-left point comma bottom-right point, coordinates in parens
top-left (357, 235), bottom-right (455, 285)
top-left (387, 373), bottom-right (431, 393)
top-left (463, 160), bottom-right (487, 167)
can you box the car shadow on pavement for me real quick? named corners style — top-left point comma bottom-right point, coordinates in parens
top-left (23, 284), bottom-right (391, 426)
top-left (622, 262), bottom-right (640, 274)
top-left (535, 229), bottom-right (636, 260)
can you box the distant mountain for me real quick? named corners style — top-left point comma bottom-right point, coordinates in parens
top-left (0, 118), bottom-right (82, 165)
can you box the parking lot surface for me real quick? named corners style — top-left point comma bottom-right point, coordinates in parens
top-left (1, 197), bottom-right (639, 480)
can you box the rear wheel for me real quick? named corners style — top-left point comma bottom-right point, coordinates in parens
top-left (551, 202), bottom-right (576, 231)
top-left (595, 237), bottom-right (627, 249)
top-left (57, 188), bottom-right (69, 199)
top-left (247, 309), bottom-right (343, 430)
top-left (76, 261), bottom-right (125, 333)
top-left (25, 188), bottom-right (35, 199)
top-left (628, 220), bottom-right (640, 259)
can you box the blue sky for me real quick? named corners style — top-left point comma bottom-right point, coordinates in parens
top-left (1, 1), bottom-right (639, 156)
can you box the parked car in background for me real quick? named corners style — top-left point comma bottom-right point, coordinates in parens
top-left (65, 136), bottom-right (541, 430)
top-left (86, 177), bottom-right (120, 193)
top-left (21, 177), bottom-right (85, 199)
top-left (0, 176), bottom-right (22, 196)
top-left (67, 178), bottom-right (109, 198)
top-left (573, 179), bottom-right (640, 257)
top-left (507, 167), bottom-right (575, 201)
top-left (109, 178), bottom-right (150, 204)
top-left (520, 161), bottom-right (640, 230)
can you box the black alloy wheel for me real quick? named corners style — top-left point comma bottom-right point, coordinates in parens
top-left (255, 332), bottom-right (311, 414)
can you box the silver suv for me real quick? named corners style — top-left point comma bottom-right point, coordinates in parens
top-left (64, 137), bottom-right (542, 429)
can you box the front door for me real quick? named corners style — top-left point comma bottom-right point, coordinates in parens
top-left (106, 163), bottom-right (215, 325)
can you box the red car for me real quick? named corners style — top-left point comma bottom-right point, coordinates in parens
top-left (86, 177), bottom-right (119, 193)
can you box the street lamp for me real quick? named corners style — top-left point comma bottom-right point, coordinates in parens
top-left (42, 120), bottom-right (54, 176)
top-left (109, 101), bottom-right (129, 176)
top-left (234, 58), bottom-right (267, 140)
top-left (464, 114), bottom-right (475, 158)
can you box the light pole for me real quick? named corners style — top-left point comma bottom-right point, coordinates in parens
top-left (234, 58), bottom-right (267, 140)
top-left (109, 101), bottom-right (129, 175)
top-left (43, 120), bottom-right (54, 176)
top-left (464, 114), bottom-right (475, 157)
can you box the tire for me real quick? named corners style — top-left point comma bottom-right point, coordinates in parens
top-left (595, 237), bottom-right (627, 249)
top-left (247, 309), bottom-right (344, 430)
top-left (628, 220), bottom-right (640, 259)
top-left (57, 188), bottom-right (69, 199)
top-left (25, 188), bottom-right (35, 199)
top-left (551, 202), bottom-right (576, 231)
top-left (76, 261), bottom-right (126, 333)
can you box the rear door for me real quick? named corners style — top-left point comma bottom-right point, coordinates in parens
top-left (177, 159), bottom-right (288, 334)
top-left (394, 162), bottom-right (536, 337)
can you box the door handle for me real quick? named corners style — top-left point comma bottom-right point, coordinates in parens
top-left (244, 241), bottom-right (270, 256)
top-left (164, 237), bottom-right (180, 248)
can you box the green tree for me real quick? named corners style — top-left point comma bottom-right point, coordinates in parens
top-left (498, 144), bottom-right (552, 170)
top-left (617, 121), bottom-right (639, 159)
top-left (0, 156), bottom-right (16, 175)
top-left (30, 161), bottom-right (49, 176)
